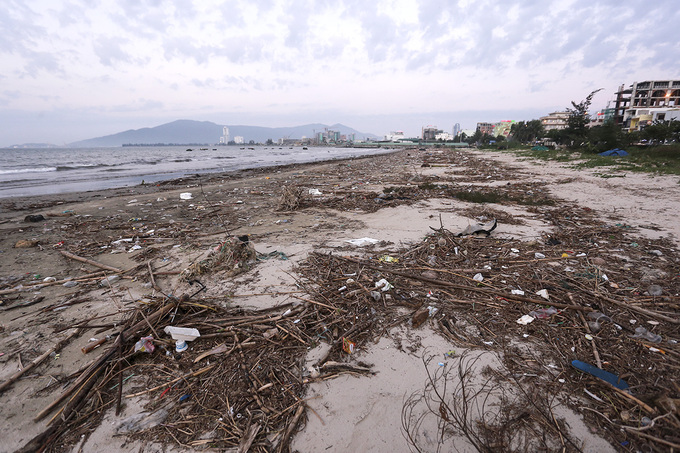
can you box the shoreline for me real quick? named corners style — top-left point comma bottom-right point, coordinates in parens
top-left (0, 148), bottom-right (402, 211)
top-left (1, 147), bottom-right (678, 452)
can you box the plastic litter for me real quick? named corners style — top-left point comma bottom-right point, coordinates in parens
top-left (571, 360), bottom-right (629, 390)
top-left (535, 289), bottom-right (550, 300)
top-left (647, 284), bottom-right (663, 296)
top-left (342, 337), bottom-right (355, 354)
top-left (511, 289), bottom-right (525, 296)
top-left (375, 278), bottom-right (393, 291)
top-left (535, 252), bottom-right (546, 259)
top-left (346, 237), bottom-right (380, 246)
top-left (473, 273), bottom-right (484, 282)
top-left (631, 326), bottom-right (662, 343)
top-left (134, 336), bottom-right (155, 353)
top-left (528, 307), bottom-right (558, 319)
top-left (516, 315), bottom-right (535, 325)
top-left (586, 312), bottom-right (611, 332)
top-left (308, 188), bottom-right (323, 196)
top-left (164, 326), bottom-right (201, 352)
top-left (180, 192), bottom-right (193, 200)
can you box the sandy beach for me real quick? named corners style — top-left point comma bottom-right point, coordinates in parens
top-left (1, 147), bottom-right (679, 452)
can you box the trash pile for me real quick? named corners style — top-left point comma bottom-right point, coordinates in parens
top-left (1, 147), bottom-right (678, 452)
top-left (294, 204), bottom-right (680, 450)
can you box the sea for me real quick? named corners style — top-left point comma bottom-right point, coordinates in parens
top-left (0, 145), bottom-right (397, 199)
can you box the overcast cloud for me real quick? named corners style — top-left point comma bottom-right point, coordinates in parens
top-left (1, 0), bottom-right (678, 145)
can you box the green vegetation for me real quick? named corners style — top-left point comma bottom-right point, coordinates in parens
top-left (449, 189), bottom-right (555, 206)
top-left (505, 144), bottom-right (680, 176)
top-left (469, 89), bottom-right (680, 176)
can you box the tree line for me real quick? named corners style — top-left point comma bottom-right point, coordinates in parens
top-left (460, 89), bottom-right (680, 152)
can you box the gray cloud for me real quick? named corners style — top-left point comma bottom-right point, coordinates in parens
top-left (94, 37), bottom-right (134, 67)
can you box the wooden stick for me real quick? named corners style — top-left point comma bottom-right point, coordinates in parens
top-left (35, 302), bottom-right (175, 421)
top-left (0, 271), bottom-right (107, 296)
top-left (290, 295), bottom-right (339, 310)
top-left (624, 428), bottom-right (680, 449)
top-left (124, 364), bottom-right (216, 398)
top-left (60, 250), bottom-right (123, 273)
top-left (275, 404), bottom-right (305, 453)
top-left (147, 261), bottom-right (160, 291)
top-left (0, 329), bottom-right (81, 394)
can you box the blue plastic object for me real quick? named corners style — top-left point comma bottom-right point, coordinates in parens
top-left (571, 360), bottom-right (629, 390)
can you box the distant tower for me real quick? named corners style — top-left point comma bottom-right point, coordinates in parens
top-left (223, 126), bottom-right (230, 144)
top-left (453, 123), bottom-right (461, 138)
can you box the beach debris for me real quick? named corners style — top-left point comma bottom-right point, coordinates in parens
top-left (277, 185), bottom-right (304, 211)
top-left (534, 252), bottom-right (546, 259)
top-left (456, 219), bottom-right (497, 237)
top-left (134, 336), bottom-right (155, 353)
top-left (631, 326), bottom-right (662, 343)
top-left (528, 307), bottom-right (558, 319)
top-left (194, 343), bottom-right (230, 363)
top-left (116, 409), bottom-right (169, 434)
top-left (99, 275), bottom-right (120, 287)
top-left (342, 337), bottom-right (355, 354)
top-left (346, 237), bottom-right (380, 246)
top-left (412, 307), bottom-right (430, 327)
top-left (535, 289), bottom-right (550, 300)
top-left (571, 360), bottom-right (629, 390)
top-left (379, 255), bottom-right (399, 263)
top-left (24, 214), bottom-right (46, 222)
top-left (164, 326), bottom-right (200, 352)
top-left (647, 284), bottom-right (663, 296)
top-left (182, 237), bottom-right (256, 279)
top-left (473, 273), bottom-right (484, 282)
top-left (375, 278), bottom-right (393, 291)
top-left (308, 188), bottom-right (323, 196)
top-left (516, 314), bottom-right (535, 325)
top-left (14, 239), bottom-right (39, 248)
top-left (180, 192), bottom-right (193, 200)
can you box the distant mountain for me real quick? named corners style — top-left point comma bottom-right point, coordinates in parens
top-left (67, 120), bottom-right (379, 147)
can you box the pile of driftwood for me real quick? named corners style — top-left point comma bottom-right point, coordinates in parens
top-left (294, 203), bottom-right (680, 451)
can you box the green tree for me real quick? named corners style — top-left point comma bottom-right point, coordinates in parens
top-left (566, 89), bottom-right (603, 148)
top-left (642, 119), bottom-right (680, 143)
top-left (510, 120), bottom-right (545, 143)
top-left (588, 119), bottom-right (624, 151)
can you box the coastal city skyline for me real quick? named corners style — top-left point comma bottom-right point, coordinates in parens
top-left (2, 1), bottom-right (679, 146)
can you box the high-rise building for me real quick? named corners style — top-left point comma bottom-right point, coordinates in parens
top-left (452, 123), bottom-right (461, 138)
top-left (615, 80), bottom-right (680, 125)
top-left (222, 126), bottom-right (230, 144)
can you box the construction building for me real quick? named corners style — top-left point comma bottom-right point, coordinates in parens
top-left (615, 80), bottom-right (680, 126)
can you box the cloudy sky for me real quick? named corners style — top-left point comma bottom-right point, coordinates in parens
top-left (1, 0), bottom-right (678, 146)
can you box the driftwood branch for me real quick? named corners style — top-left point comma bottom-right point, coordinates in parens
top-left (60, 250), bottom-right (123, 273)
top-left (0, 329), bottom-right (81, 394)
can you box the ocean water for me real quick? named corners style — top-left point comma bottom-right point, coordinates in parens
top-left (0, 145), bottom-right (395, 198)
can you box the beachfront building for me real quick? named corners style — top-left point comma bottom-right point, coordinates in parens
top-left (615, 80), bottom-right (680, 126)
top-left (234, 136), bottom-right (244, 144)
top-left (540, 112), bottom-right (569, 131)
top-left (435, 131), bottom-right (454, 141)
top-left (588, 107), bottom-right (616, 127)
top-left (623, 108), bottom-right (680, 132)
